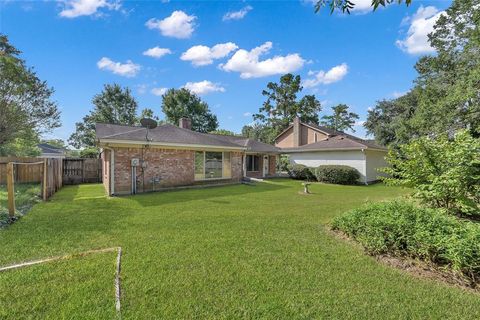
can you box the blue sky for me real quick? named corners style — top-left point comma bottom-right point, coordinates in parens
top-left (1, 0), bottom-right (451, 144)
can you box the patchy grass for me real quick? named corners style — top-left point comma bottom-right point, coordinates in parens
top-left (1, 179), bottom-right (480, 318)
top-left (0, 183), bottom-right (41, 227)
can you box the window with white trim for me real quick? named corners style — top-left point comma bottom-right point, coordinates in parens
top-left (194, 151), bottom-right (232, 180)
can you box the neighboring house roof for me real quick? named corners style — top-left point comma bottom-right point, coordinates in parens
top-left (281, 135), bottom-right (387, 152)
top-left (37, 143), bottom-right (65, 155)
top-left (275, 119), bottom-right (386, 152)
top-left (95, 123), bottom-right (280, 153)
top-left (275, 122), bottom-right (339, 140)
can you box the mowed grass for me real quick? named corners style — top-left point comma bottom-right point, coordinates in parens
top-left (1, 179), bottom-right (479, 319)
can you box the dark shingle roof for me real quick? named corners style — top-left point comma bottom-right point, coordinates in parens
top-left (95, 123), bottom-right (280, 153)
top-left (207, 134), bottom-right (280, 153)
top-left (37, 143), bottom-right (65, 154)
top-left (281, 135), bottom-right (387, 152)
top-left (276, 120), bottom-right (386, 152)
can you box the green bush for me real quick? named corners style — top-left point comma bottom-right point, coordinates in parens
top-left (286, 164), bottom-right (315, 181)
top-left (383, 130), bottom-right (480, 216)
top-left (332, 200), bottom-right (480, 282)
top-left (314, 165), bottom-right (360, 185)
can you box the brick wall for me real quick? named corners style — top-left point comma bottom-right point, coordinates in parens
top-left (109, 147), bottom-right (243, 195)
top-left (268, 155), bottom-right (277, 176)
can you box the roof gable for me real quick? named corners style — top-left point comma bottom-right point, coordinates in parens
top-left (274, 122), bottom-right (336, 141)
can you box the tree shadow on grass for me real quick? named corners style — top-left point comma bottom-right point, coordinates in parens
top-left (128, 182), bottom-right (289, 208)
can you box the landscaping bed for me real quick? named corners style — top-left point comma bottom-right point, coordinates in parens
top-left (0, 183), bottom-right (41, 228)
top-left (332, 200), bottom-right (480, 287)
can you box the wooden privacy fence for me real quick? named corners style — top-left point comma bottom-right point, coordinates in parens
top-left (0, 157), bottom-right (44, 184)
top-left (63, 158), bottom-right (102, 184)
top-left (3, 158), bottom-right (63, 218)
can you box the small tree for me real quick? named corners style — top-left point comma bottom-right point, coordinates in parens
top-left (0, 34), bottom-right (60, 156)
top-left (383, 130), bottom-right (480, 216)
top-left (321, 104), bottom-right (359, 132)
top-left (161, 88), bottom-right (218, 133)
top-left (69, 84), bottom-right (138, 149)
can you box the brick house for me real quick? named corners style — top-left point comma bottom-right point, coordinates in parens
top-left (276, 117), bottom-right (388, 184)
top-left (96, 118), bottom-right (279, 196)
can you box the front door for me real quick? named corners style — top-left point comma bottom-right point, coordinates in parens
top-left (263, 155), bottom-right (269, 177)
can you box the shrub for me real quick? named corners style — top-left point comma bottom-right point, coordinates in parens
top-left (314, 165), bottom-right (360, 185)
top-left (279, 155), bottom-right (290, 172)
top-left (332, 200), bottom-right (480, 282)
top-left (383, 130), bottom-right (480, 216)
top-left (286, 164), bottom-right (315, 181)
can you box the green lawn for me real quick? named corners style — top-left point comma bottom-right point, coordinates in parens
top-left (1, 179), bottom-right (479, 319)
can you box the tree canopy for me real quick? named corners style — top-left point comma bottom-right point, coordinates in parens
top-left (315, 0), bottom-right (412, 14)
top-left (321, 104), bottom-right (359, 132)
top-left (241, 123), bottom-right (279, 144)
top-left (161, 88), bottom-right (218, 133)
top-left (69, 84), bottom-right (138, 149)
top-left (210, 129), bottom-right (238, 136)
top-left (0, 34), bottom-right (60, 156)
top-left (138, 108), bottom-right (159, 122)
top-left (365, 0), bottom-right (480, 146)
top-left (252, 73), bottom-right (321, 141)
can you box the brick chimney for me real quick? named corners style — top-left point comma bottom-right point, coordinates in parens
top-left (293, 117), bottom-right (301, 147)
top-left (179, 117), bottom-right (192, 130)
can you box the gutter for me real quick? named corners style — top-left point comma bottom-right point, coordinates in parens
top-left (98, 139), bottom-right (246, 151)
top-left (280, 147), bottom-right (387, 153)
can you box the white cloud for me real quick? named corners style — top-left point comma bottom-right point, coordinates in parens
top-left (181, 42), bottom-right (238, 66)
top-left (151, 87), bottom-right (168, 96)
top-left (223, 5), bottom-right (252, 21)
top-left (396, 6), bottom-right (444, 55)
top-left (97, 57), bottom-right (140, 77)
top-left (350, 0), bottom-right (374, 13)
top-left (143, 46), bottom-right (172, 59)
top-left (303, 63), bottom-right (348, 88)
top-left (220, 42), bottom-right (305, 79)
top-left (145, 10), bottom-right (196, 39)
top-left (354, 120), bottom-right (366, 126)
top-left (243, 112), bottom-right (252, 117)
top-left (59, 0), bottom-right (121, 18)
top-left (183, 80), bottom-right (225, 95)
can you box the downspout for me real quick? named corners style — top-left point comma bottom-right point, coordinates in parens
top-left (361, 148), bottom-right (367, 185)
top-left (103, 146), bottom-right (115, 195)
top-left (243, 152), bottom-right (247, 178)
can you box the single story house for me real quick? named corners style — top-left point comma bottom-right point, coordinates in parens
top-left (96, 118), bottom-right (279, 196)
top-left (276, 117), bottom-right (388, 184)
top-left (37, 143), bottom-right (66, 159)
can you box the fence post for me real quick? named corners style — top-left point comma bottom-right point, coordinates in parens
top-left (43, 158), bottom-right (48, 200)
top-left (7, 162), bottom-right (15, 218)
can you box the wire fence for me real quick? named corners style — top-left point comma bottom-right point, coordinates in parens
top-left (0, 158), bottom-right (63, 227)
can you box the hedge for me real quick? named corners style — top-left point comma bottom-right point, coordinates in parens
top-left (314, 165), bottom-right (360, 185)
top-left (332, 200), bottom-right (480, 283)
top-left (286, 164), bottom-right (315, 181)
